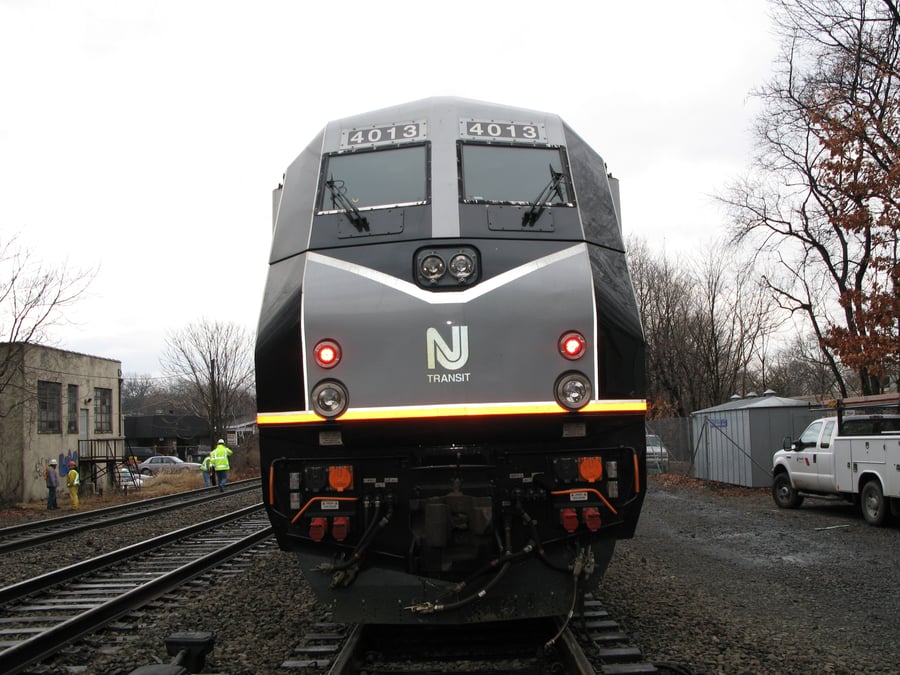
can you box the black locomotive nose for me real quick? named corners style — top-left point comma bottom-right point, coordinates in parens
top-left (256, 97), bottom-right (646, 625)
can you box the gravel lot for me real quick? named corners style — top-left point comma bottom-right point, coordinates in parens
top-left (599, 475), bottom-right (900, 675)
top-left (3, 476), bottom-right (899, 674)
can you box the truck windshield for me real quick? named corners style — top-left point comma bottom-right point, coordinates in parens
top-left (460, 144), bottom-right (571, 205)
top-left (319, 144), bottom-right (427, 212)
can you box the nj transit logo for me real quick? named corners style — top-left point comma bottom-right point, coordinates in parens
top-left (426, 326), bottom-right (469, 370)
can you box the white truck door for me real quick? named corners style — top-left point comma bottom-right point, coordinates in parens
top-left (833, 434), bottom-right (854, 493)
top-left (886, 438), bottom-right (900, 498)
top-left (814, 419), bottom-right (837, 491)
top-left (791, 420), bottom-right (824, 490)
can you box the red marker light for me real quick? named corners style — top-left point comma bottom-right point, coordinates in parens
top-left (559, 332), bottom-right (586, 360)
top-left (314, 340), bottom-right (341, 368)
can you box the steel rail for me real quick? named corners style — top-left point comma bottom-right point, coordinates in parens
top-left (0, 479), bottom-right (260, 554)
top-left (0, 503), bottom-right (261, 604)
top-left (0, 478), bottom-right (260, 536)
top-left (0, 505), bottom-right (272, 675)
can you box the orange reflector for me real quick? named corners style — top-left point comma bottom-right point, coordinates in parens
top-left (582, 507), bottom-right (601, 532)
top-left (579, 456), bottom-right (603, 482)
top-left (309, 517), bottom-right (327, 542)
top-left (328, 465), bottom-right (353, 492)
top-left (332, 516), bottom-right (350, 541)
top-left (560, 507), bottom-right (579, 533)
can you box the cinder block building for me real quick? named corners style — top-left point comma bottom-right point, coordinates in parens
top-left (0, 343), bottom-right (123, 504)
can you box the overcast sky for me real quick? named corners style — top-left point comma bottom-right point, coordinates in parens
top-left (0, 0), bottom-right (779, 376)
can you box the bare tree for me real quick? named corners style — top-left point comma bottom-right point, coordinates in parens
top-left (160, 319), bottom-right (255, 444)
top-left (721, 0), bottom-right (900, 395)
top-left (628, 236), bottom-right (694, 416)
top-left (628, 237), bottom-right (781, 415)
top-left (0, 234), bottom-right (94, 417)
top-left (764, 333), bottom-right (852, 399)
top-left (121, 374), bottom-right (172, 415)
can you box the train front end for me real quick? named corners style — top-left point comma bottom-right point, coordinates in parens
top-left (256, 97), bottom-right (646, 624)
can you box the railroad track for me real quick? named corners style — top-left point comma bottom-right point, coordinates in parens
top-left (0, 503), bottom-right (272, 675)
top-left (280, 597), bottom-right (659, 674)
top-left (0, 478), bottom-right (260, 554)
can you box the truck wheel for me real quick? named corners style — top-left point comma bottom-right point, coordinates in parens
top-left (860, 480), bottom-right (888, 526)
top-left (772, 473), bottom-right (803, 509)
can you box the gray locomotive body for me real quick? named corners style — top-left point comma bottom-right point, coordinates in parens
top-left (256, 97), bottom-right (647, 624)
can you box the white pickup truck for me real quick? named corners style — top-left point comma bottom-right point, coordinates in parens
top-left (771, 414), bottom-right (900, 525)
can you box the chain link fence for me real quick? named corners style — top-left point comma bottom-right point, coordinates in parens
top-left (645, 417), bottom-right (694, 475)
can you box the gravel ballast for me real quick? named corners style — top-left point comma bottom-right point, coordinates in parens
top-left (599, 476), bottom-right (900, 675)
top-left (3, 476), bottom-right (898, 674)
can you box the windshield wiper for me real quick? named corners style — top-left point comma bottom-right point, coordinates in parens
top-left (324, 176), bottom-right (369, 232)
top-left (522, 165), bottom-right (565, 227)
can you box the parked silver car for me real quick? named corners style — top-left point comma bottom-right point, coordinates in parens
top-left (137, 455), bottom-right (202, 476)
top-left (118, 468), bottom-right (151, 489)
top-left (645, 434), bottom-right (670, 473)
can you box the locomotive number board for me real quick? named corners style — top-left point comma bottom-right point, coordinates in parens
top-left (459, 119), bottom-right (547, 142)
top-left (340, 121), bottom-right (426, 148)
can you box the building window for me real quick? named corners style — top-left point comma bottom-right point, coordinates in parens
top-left (67, 384), bottom-right (79, 434)
top-left (38, 381), bottom-right (62, 433)
top-left (94, 387), bottom-right (112, 433)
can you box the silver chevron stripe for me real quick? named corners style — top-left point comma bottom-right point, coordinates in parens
top-left (306, 244), bottom-right (587, 305)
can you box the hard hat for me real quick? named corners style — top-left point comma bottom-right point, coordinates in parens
top-left (50, 459), bottom-right (57, 465)
top-left (68, 461), bottom-right (76, 467)
top-left (217, 438), bottom-right (225, 444)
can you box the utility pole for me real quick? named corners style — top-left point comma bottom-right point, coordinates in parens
top-left (210, 357), bottom-right (218, 448)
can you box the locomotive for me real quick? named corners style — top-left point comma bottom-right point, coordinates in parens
top-left (256, 97), bottom-right (647, 624)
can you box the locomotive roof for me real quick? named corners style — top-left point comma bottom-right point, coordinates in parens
top-left (326, 96), bottom-right (563, 129)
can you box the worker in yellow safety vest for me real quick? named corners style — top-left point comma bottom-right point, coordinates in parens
top-left (200, 454), bottom-right (214, 488)
top-left (209, 439), bottom-right (233, 491)
top-left (66, 461), bottom-right (80, 510)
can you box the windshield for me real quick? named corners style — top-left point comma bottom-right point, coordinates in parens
top-left (319, 144), bottom-right (427, 211)
top-left (461, 144), bottom-right (571, 204)
top-left (646, 435), bottom-right (662, 446)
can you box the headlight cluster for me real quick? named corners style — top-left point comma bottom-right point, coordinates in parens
top-left (554, 331), bottom-right (591, 411)
top-left (415, 247), bottom-right (479, 288)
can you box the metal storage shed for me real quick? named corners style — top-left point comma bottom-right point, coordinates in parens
top-left (691, 395), bottom-right (821, 488)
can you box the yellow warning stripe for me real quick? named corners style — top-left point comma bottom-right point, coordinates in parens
top-left (257, 399), bottom-right (647, 425)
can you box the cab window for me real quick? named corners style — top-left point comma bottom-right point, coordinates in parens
top-left (820, 420), bottom-right (835, 448)
top-left (842, 419), bottom-right (875, 436)
top-left (318, 144), bottom-right (427, 212)
top-left (877, 418), bottom-right (900, 434)
top-left (460, 144), bottom-right (571, 205)
top-left (799, 421), bottom-right (823, 446)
